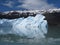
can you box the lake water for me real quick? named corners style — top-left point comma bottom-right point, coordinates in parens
top-left (0, 38), bottom-right (60, 45)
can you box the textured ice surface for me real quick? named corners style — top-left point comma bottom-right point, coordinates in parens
top-left (0, 14), bottom-right (47, 38)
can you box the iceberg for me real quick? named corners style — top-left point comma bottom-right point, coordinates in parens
top-left (0, 14), bottom-right (48, 38)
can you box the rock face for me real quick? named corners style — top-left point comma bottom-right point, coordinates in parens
top-left (0, 11), bottom-right (36, 19)
top-left (43, 12), bottom-right (60, 26)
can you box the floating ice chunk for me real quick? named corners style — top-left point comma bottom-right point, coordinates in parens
top-left (13, 14), bottom-right (48, 38)
top-left (0, 14), bottom-right (48, 38)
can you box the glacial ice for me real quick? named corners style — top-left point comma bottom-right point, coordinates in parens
top-left (0, 14), bottom-right (48, 38)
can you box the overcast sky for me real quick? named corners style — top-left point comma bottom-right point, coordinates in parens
top-left (0, 0), bottom-right (60, 12)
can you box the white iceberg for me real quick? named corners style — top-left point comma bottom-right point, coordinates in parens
top-left (13, 14), bottom-right (48, 38)
top-left (0, 14), bottom-right (48, 38)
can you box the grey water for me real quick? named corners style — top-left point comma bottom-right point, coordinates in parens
top-left (0, 26), bottom-right (60, 45)
top-left (0, 27), bottom-right (60, 45)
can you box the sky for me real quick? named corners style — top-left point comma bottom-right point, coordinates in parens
top-left (0, 0), bottom-right (60, 12)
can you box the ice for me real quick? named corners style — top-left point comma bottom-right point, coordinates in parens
top-left (0, 14), bottom-right (48, 38)
top-left (13, 14), bottom-right (48, 38)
